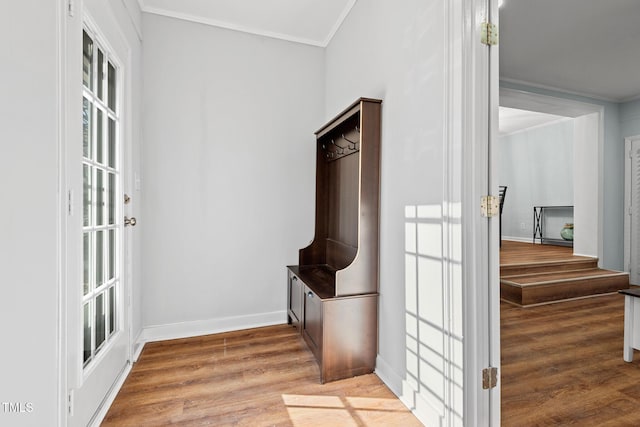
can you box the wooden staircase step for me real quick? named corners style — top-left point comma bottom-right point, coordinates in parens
top-left (500, 258), bottom-right (598, 277)
top-left (501, 268), bottom-right (629, 307)
top-left (502, 268), bottom-right (625, 284)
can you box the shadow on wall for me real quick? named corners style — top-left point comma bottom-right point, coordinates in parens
top-left (403, 204), bottom-right (463, 426)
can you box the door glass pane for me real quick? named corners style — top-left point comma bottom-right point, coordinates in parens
top-left (82, 31), bottom-right (93, 89)
top-left (83, 98), bottom-right (92, 158)
top-left (108, 62), bottom-right (116, 111)
top-left (83, 302), bottom-right (92, 364)
top-left (108, 118), bottom-right (116, 168)
top-left (96, 292), bottom-right (106, 350)
top-left (95, 231), bottom-right (104, 287)
top-left (83, 165), bottom-right (92, 226)
top-left (108, 173), bottom-right (115, 225)
top-left (96, 169), bottom-right (104, 226)
top-left (108, 286), bottom-right (115, 335)
top-left (96, 109), bottom-right (104, 164)
top-left (97, 49), bottom-right (104, 100)
top-left (81, 25), bottom-right (121, 370)
top-left (83, 233), bottom-right (91, 295)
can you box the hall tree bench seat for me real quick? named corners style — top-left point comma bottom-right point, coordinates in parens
top-left (286, 98), bottom-right (381, 383)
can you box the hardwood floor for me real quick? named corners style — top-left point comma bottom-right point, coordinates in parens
top-left (102, 325), bottom-right (422, 426)
top-left (103, 242), bottom-right (637, 426)
top-left (500, 240), bottom-right (581, 266)
top-left (501, 293), bottom-right (640, 426)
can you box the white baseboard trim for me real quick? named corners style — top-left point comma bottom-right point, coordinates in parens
top-left (572, 252), bottom-right (598, 259)
top-left (374, 354), bottom-right (403, 397)
top-left (138, 310), bottom-right (288, 344)
top-left (401, 380), bottom-right (445, 427)
top-left (89, 362), bottom-right (132, 427)
top-left (503, 235), bottom-right (536, 244)
top-left (132, 329), bottom-right (145, 363)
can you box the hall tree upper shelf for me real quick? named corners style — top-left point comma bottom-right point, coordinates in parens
top-left (287, 97), bottom-right (381, 383)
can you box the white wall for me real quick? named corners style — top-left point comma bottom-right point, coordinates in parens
top-left (0, 1), bottom-right (60, 425)
top-left (621, 99), bottom-right (640, 139)
top-left (326, 1), bottom-right (463, 425)
top-left (499, 119), bottom-right (574, 241)
top-left (573, 113), bottom-right (600, 257)
top-left (140, 15), bottom-right (324, 339)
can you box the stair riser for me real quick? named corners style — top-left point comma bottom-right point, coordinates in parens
top-left (501, 276), bottom-right (629, 306)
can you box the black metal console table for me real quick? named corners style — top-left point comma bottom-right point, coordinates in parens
top-left (533, 205), bottom-right (574, 247)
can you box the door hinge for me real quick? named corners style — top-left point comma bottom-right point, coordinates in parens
top-left (68, 389), bottom-right (74, 416)
top-left (481, 22), bottom-right (498, 46)
top-left (481, 195), bottom-right (500, 218)
top-left (482, 367), bottom-right (498, 389)
top-left (67, 189), bottom-right (74, 216)
top-left (67, 0), bottom-right (75, 17)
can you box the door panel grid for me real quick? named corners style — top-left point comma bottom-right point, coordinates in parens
top-left (82, 28), bottom-right (120, 367)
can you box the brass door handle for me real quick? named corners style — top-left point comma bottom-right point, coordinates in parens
top-left (124, 216), bottom-right (137, 227)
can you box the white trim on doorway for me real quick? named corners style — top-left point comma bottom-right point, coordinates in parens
top-left (624, 135), bottom-right (640, 285)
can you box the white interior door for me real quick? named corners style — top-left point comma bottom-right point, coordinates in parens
top-left (626, 136), bottom-right (640, 285)
top-left (65, 10), bottom-right (133, 427)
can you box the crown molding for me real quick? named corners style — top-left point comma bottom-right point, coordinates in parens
top-left (321, 0), bottom-right (356, 47)
top-left (138, 0), bottom-right (357, 48)
top-left (500, 77), bottom-right (619, 104)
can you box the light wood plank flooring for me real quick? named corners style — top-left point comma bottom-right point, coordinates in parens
top-left (102, 263), bottom-right (639, 425)
top-left (501, 293), bottom-right (640, 426)
top-left (102, 325), bottom-right (422, 426)
top-left (500, 240), bottom-right (580, 266)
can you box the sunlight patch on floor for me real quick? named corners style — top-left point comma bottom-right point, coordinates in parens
top-left (282, 394), bottom-right (419, 427)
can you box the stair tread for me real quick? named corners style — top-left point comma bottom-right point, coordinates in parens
top-left (501, 258), bottom-right (596, 268)
top-left (502, 268), bottom-right (628, 287)
top-left (500, 259), bottom-right (599, 277)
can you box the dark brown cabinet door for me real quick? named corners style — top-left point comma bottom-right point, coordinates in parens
top-left (289, 274), bottom-right (303, 325)
top-left (303, 286), bottom-right (322, 359)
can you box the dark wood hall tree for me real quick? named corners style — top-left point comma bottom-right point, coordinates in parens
top-left (287, 97), bottom-right (381, 383)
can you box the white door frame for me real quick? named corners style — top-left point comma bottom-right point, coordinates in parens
top-left (624, 135), bottom-right (640, 284)
top-left (455, 0), bottom-right (499, 425)
top-left (59, 1), bottom-right (135, 425)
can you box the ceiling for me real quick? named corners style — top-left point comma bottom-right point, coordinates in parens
top-left (499, 107), bottom-right (569, 136)
top-left (137, 0), bottom-right (356, 47)
top-left (138, 1), bottom-right (640, 134)
top-left (500, 0), bottom-right (640, 134)
top-left (500, 0), bottom-right (640, 102)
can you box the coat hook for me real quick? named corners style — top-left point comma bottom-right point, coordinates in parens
top-left (342, 133), bottom-right (357, 150)
top-left (331, 139), bottom-right (345, 154)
